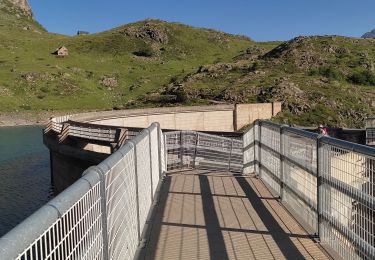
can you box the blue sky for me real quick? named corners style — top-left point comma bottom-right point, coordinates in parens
top-left (29, 0), bottom-right (375, 41)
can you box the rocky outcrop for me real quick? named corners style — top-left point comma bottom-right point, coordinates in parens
top-left (122, 21), bottom-right (169, 44)
top-left (8, 0), bottom-right (32, 16)
top-left (362, 29), bottom-right (375, 39)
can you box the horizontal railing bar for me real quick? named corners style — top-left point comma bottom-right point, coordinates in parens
top-left (321, 136), bottom-right (375, 157)
top-left (283, 156), bottom-right (317, 177)
top-left (283, 182), bottom-right (318, 213)
top-left (322, 174), bottom-right (375, 210)
top-left (243, 142), bottom-right (255, 151)
top-left (259, 120), bottom-right (280, 129)
top-left (259, 163), bottom-right (281, 184)
top-left (283, 126), bottom-right (318, 139)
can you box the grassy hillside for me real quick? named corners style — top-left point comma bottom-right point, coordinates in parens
top-left (0, 0), bottom-right (374, 127)
top-left (0, 2), bottom-right (253, 112)
top-left (142, 36), bottom-right (375, 127)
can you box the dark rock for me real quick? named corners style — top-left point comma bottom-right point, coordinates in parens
top-left (122, 21), bottom-right (169, 44)
top-left (362, 29), bottom-right (375, 39)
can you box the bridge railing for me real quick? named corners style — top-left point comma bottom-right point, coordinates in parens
top-left (0, 123), bottom-right (165, 260)
top-left (46, 117), bottom-right (144, 151)
top-left (164, 130), bottom-right (243, 173)
top-left (244, 120), bottom-right (375, 260)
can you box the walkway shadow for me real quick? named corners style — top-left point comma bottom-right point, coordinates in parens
top-left (142, 175), bottom-right (172, 260)
top-left (199, 175), bottom-right (230, 260)
top-left (235, 176), bottom-right (306, 260)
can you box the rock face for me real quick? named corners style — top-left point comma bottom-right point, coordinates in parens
top-left (122, 21), bottom-right (169, 44)
top-left (362, 29), bottom-right (375, 39)
top-left (8, 0), bottom-right (32, 16)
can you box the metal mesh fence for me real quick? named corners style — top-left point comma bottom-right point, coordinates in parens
top-left (150, 126), bottom-right (160, 195)
top-left (99, 145), bottom-right (138, 260)
top-left (160, 128), bottom-right (166, 173)
top-left (248, 120), bottom-right (375, 260)
top-left (282, 128), bottom-right (318, 231)
top-left (135, 131), bottom-right (153, 234)
top-left (0, 171), bottom-right (104, 260)
top-left (0, 123), bottom-right (164, 260)
top-left (164, 131), bottom-right (182, 170)
top-left (259, 122), bottom-right (281, 195)
top-left (165, 131), bottom-right (243, 173)
top-left (243, 125), bottom-right (255, 174)
top-left (319, 139), bottom-right (375, 260)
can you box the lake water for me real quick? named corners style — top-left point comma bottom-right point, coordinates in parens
top-left (0, 126), bottom-right (52, 237)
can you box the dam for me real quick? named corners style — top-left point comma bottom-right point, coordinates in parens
top-left (0, 102), bottom-right (374, 260)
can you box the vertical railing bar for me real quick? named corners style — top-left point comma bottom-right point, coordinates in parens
top-left (193, 132), bottom-right (199, 169)
top-left (279, 125), bottom-right (285, 200)
top-left (147, 129), bottom-right (153, 201)
top-left (253, 123), bottom-right (256, 174)
top-left (228, 139), bottom-right (233, 173)
top-left (128, 140), bottom-right (141, 242)
top-left (258, 120), bottom-right (262, 178)
top-left (156, 123), bottom-right (163, 179)
top-left (180, 132), bottom-right (184, 169)
top-left (316, 135), bottom-right (323, 240)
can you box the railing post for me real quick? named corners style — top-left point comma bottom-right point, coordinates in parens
top-left (193, 132), bottom-right (199, 169)
top-left (87, 167), bottom-right (110, 260)
top-left (279, 125), bottom-right (285, 200)
top-left (258, 120), bottom-right (262, 178)
top-left (58, 123), bottom-right (70, 143)
top-left (228, 139), bottom-right (233, 173)
top-left (147, 129), bottom-right (153, 201)
top-left (180, 131), bottom-right (184, 169)
top-left (156, 123), bottom-right (163, 179)
top-left (128, 140), bottom-right (141, 241)
top-left (316, 134), bottom-right (323, 240)
top-left (253, 122), bottom-right (257, 174)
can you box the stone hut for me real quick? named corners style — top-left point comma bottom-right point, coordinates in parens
top-left (53, 46), bottom-right (69, 57)
top-left (77, 31), bottom-right (90, 35)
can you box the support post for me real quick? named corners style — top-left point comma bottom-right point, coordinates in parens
top-left (86, 167), bottom-right (109, 260)
top-left (58, 123), bottom-right (70, 143)
top-left (279, 126), bottom-right (285, 200)
top-left (258, 120), bottom-right (262, 178)
top-left (316, 135), bottom-right (323, 240)
top-left (128, 140), bottom-right (141, 241)
top-left (193, 132), bottom-right (199, 169)
top-left (253, 122), bottom-right (258, 174)
top-left (156, 123), bottom-right (163, 179)
top-left (228, 139), bottom-right (233, 173)
top-left (147, 129), bottom-right (153, 201)
top-left (180, 131), bottom-right (184, 169)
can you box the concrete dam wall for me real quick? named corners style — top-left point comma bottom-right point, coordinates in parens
top-left (44, 102), bottom-right (281, 193)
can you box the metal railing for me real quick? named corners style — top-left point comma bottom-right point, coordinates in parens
top-left (2, 119), bottom-right (375, 260)
top-left (0, 123), bottom-right (165, 260)
top-left (164, 130), bottom-right (243, 173)
top-left (244, 120), bottom-right (375, 260)
top-left (45, 119), bottom-right (145, 151)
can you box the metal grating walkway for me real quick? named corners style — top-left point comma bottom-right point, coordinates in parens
top-left (142, 171), bottom-right (333, 260)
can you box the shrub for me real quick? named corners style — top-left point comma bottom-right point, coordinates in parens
top-left (176, 90), bottom-right (188, 103)
top-left (348, 71), bottom-right (375, 86)
top-left (40, 86), bottom-right (49, 93)
top-left (133, 47), bottom-right (154, 57)
top-left (309, 66), bottom-right (344, 81)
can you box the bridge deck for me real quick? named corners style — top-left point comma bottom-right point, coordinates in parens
top-left (143, 171), bottom-right (332, 260)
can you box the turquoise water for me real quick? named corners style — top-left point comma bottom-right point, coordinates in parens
top-left (0, 126), bottom-right (52, 236)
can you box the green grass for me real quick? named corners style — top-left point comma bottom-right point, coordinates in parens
top-left (0, 6), bottom-right (253, 112)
